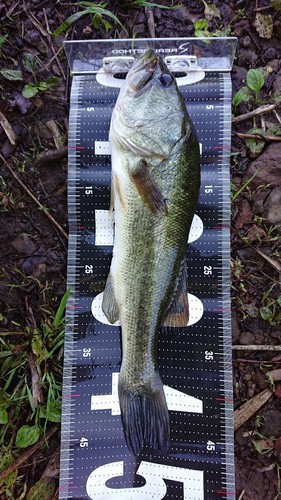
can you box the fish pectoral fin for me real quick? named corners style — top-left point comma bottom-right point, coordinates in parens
top-left (102, 274), bottom-right (120, 324)
top-left (163, 259), bottom-right (189, 328)
top-left (130, 160), bottom-right (168, 216)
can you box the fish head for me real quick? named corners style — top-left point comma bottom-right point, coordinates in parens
top-left (111, 50), bottom-right (189, 160)
top-left (125, 49), bottom-right (178, 99)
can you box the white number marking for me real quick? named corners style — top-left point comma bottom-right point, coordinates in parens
top-left (91, 373), bottom-right (203, 415)
top-left (91, 292), bottom-right (203, 327)
top-left (86, 460), bottom-right (204, 499)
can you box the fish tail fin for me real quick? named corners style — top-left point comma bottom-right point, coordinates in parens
top-left (118, 373), bottom-right (170, 456)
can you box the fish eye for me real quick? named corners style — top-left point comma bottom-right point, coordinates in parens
top-left (159, 73), bottom-right (174, 86)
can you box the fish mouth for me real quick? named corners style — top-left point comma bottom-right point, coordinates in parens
top-left (127, 50), bottom-right (159, 93)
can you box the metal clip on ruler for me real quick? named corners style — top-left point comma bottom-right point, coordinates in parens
top-left (60, 37), bottom-right (237, 500)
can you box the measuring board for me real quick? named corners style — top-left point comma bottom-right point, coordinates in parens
top-left (60, 38), bottom-right (237, 499)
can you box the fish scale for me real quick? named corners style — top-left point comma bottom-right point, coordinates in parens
top-left (60, 37), bottom-right (237, 499)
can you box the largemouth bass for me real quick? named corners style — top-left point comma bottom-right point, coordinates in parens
top-left (102, 50), bottom-right (200, 455)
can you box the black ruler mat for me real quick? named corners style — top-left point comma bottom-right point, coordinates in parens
top-left (59, 68), bottom-right (234, 499)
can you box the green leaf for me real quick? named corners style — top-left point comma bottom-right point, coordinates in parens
top-left (272, 0), bottom-right (281, 10)
top-left (259, 306), bottom-right (273, 322)
top-left (232, 170), bottom-right (258, 201)
top-left (194, 18), bottom-right (209, 31)
top-left (130, 0), bottom-right (184, 7)
top-left (202, 0), bottom-right (221, 20)
top-left (26, 478), bottom-right (56, 500)
top-left (31, 329), bottom-right (47, 367)
top-left (39, 400), bottom-right (61, 423)
top-left (38, 81), bottom-right (48, 91)
top-left (53, 289), bottom-right (71, 329)
top-left (22, 84), bottom-right (39, 98)
top-left (0, 69), bottom-right (23, 81)
top-left (247, 69), bottom-right (264, 94)
top-left (15, 425), bottom-right (40, 448)
top-left (0, 450), bottom-right (18, 488)
top-left (194, 18), bottom-right (211, 38)
top-left (0, 389), bottom-right (11, 407)
top-left (23, 53), bottom-right (40, 73)
top-left (277, 296), bottom-right (281, 306)
top-left (53, 10), bottom-right (90, 36)
top-left (46, 75), bottom-right (60, 88)
top-left (232, 86), bottom-right (253, 110)
top-left (245, 128), bottom-right (266, 155)
top-left (0, 406), bottom-right (8, 424)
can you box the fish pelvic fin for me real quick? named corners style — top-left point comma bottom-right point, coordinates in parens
top-left (163, 258), bottom-right (189, 329)
top-left (118, 373), bottom-right (170, 456)
top-left (130, 159), bottom-right (168, 217)
top-left (102, 274), bottom-right (120, 324)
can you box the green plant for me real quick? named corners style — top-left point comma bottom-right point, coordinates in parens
top-left (125, 0), bottom-right (183, 7)
top-left (233, 68), bottom-right (265, 112)
top-left (259, 294), bottom-right (281, 326)
top-left (193, 18), bottom-right (231, 38)
top-left (0, 34), bottom-right (8, 57)
top-left (231, 170), bottom-right (258, 201)
top-left (0, 289), bottom-right (70, 494)
top-left (22, 76), bottom-right (60, 99)
top-left (53, 1), bottom-right (127, 36)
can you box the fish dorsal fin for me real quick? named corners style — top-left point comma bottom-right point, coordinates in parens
top-left (130, 159), bottom-right (168, 217)
top-left (102, 274), bottom-right (120, 324)
top-left (162, 259), bottom-right (189, 328)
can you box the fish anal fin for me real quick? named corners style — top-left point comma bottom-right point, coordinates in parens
top-left (130, 159), bottom-right (168, 217)
top-left (163, 259), bottom-right (189, 328)
top-left (101, 274), bottom-right (119, 324)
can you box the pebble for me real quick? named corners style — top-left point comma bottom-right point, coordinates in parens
top-left (244, 143), bottom-right (281, 190)
top-left (239, 331), bottom-right (255, 345)
top-left (263, 186), bottom-right (281, 231)
top-left (272, 75), bottom-right (281, 96)
top-left (11, 233), bottom-right (37, 255)
top-left (233, 19), bottom-right (250, 38)
top-left (261, 409), bottom-right (281, 438)
top-left (264, 47), bottom-right (279, 61)
top-left (242, 36), bottom-right (251, 49)
top-left (220, 4), bottom-right (234, 23)
top-left (237, 49), bottom-right (258, 68)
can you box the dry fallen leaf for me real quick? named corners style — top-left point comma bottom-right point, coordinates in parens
top-left (254, 13), bottom-right (273, 39)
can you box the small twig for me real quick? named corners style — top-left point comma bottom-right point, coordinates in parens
top-left (233, 131), bottom-right (281, 142)
top-left (233, 345), bottom-right (281, 351)
top-left (234, 358), bottom-right (281, 364)
top-left (47, 120), bottom-right (65, 149)
top-left (232, 103), bottom-right (280, 124)
top-left (0, 110), bottom-right (17, 145)
top-left (274, 109), bottom-right (281, 124)
top-left (43, 8), bottom-right (66, 80)
top-left (35, 46), bottom-right (64, 76)
top-left (254, 248), bottom-right (281, 276)
top-left (145, 6), bottom-right (156, 38)
top-left (237, 490), bottom-right (245, 500)
top-left (0, 153), bottom-right (68, 239)
top-left (254, 5), bottom-right (273, 11)
top-left (6, 0), bottom-right (20, 17)
top-left (0, 426), bottom-right (58, 482)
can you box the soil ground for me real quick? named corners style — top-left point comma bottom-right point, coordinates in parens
top-left (0, 1), bottom-right (281, 499)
